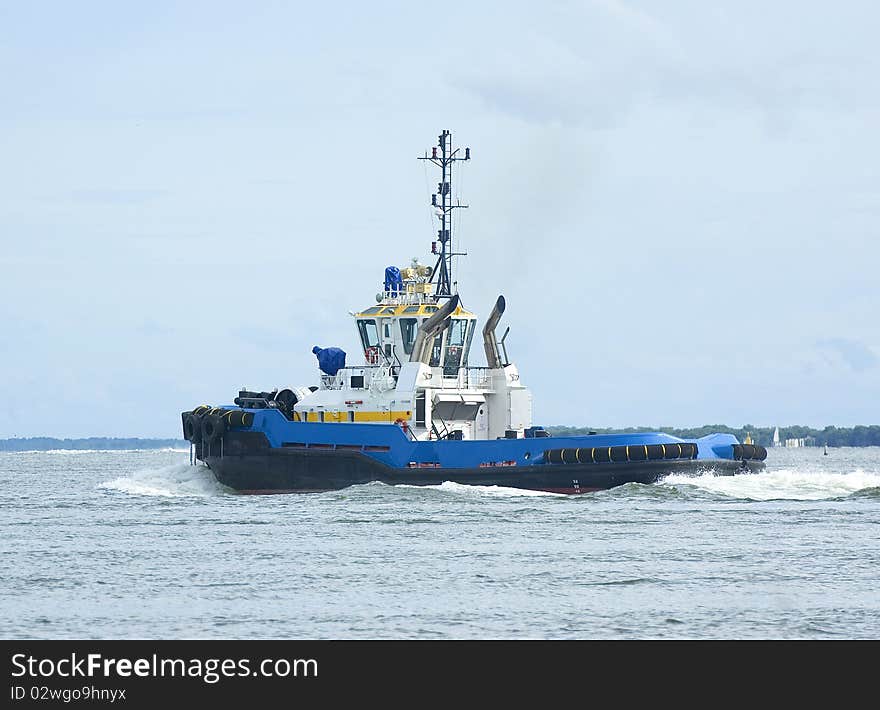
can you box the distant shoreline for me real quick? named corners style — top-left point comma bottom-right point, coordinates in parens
top-left (0, 438), bottom-right (187, 452)
top-left (2, 424), bottom-right (879, 450)
top-left (546, 425), bottom-right (880, 448)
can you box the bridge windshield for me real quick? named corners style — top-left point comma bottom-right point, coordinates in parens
top-left (443, 319), bottom-right (469, 376)
top-left (400, 318), bottom-right (418, 355)
top-left (357, 319), bottom-right (380, 359)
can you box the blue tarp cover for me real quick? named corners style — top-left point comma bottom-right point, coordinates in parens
top-left (312, 346), bottom-right (346, 376)
top-left (384, 266), bottom-right (402, 295)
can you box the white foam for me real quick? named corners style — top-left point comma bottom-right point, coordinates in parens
top-left (23, 449), bottom-right (116, 455)
top-left (98, 463), bottom-right (228, 498)
top-left (399, 480), bottom-right (565, 498)
top-left (663, 468), bottom-right (880, 501)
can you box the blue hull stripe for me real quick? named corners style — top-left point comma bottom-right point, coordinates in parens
top-left (218, 407), bottom-right (742, 469)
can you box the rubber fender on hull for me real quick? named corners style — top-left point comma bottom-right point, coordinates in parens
top-left (627, 445), bottom-right (648, 462)
top-left (732, 443), bottom-right (768, 461)
top-left (205, 407), bottom-right (254, 428)
top-left (182, 405), bottom-right (213, 443)
top-left (183, 406), bottom-right (254, 442)
top-left (646, 444), bottom-right (665, 460)
top-left (223, 410), bottom-right (254, 428)
top-left (593, 447), bottom-right (611, 463)
top-left (201, 413), bottom-right (227, 442)
top-left (663, 443), bottom-right (682, 460)
top-left (544, 442), bottom-right (698, 465)
top-left (183, 412), bottom-right (204, 443)
top-left (182, 412), bottom-right (199, 443)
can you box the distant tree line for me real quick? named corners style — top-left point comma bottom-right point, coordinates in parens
top-left (545, 425), bottom-right (880, 447)
top-left (0, 438), bottom-right (187, 452)
top-left (2, 427), bottom-right (880, 450)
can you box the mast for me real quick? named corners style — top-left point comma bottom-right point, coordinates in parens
top-left (418, 130), bottom-right (470, 299)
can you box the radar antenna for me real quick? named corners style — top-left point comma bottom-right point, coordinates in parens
top-left (418, 130), bottom-right (470, 299)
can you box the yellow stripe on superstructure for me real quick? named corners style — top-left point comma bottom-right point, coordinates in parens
top-left (354, 305), bottom-right (477, 318)
top-left (354, 410), bottom-right (411, 422)
top-left (297, 411), bottom-right (412, 423)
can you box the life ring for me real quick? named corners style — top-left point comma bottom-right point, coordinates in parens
top-left (365, 346), bottom-right (381, 365)
top-left (395, 417), bottom-right (409, 434)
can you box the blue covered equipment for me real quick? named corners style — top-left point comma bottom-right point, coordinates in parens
top-left (312, 346), bottom-right (346, 376)
top-left (384, 266), bottom-right (403, 296)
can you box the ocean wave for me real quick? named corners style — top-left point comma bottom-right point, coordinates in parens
top-left (98, 463), bottom-right (229, 498)
top-left (662, 468), bottom-right (880, 501)
top-left (5, 447), bottom-right (190, 455)
top-left (395, 481), bottom-right (566, 498)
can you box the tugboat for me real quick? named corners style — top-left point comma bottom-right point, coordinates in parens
top-left (181, 130), bottom-right (766, 494)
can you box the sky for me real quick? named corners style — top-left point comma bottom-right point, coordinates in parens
top-left (1, 0), bottom-right (878, 437)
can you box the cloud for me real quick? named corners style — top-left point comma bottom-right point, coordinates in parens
top-left (816, 338), bottom-right (879, 372)
top-left (453, 2), bottom-right (880, 130)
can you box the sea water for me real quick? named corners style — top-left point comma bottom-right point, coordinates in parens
top-left (1, 447), bottom-right (878, 639)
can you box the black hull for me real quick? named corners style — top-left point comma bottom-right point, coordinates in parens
top-left (196, 432), bottom-right (764, 495)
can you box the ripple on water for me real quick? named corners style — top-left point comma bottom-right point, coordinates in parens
top-left (2, 447), bottom-right (879, 639)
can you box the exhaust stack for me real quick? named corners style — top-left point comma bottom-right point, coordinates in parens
top-left (482, 295), bottom-right (506, 369)
top-left (410, 295), bottom-right (460, 364)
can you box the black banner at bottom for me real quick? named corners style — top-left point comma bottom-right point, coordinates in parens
top-left (2, 639), bottom-right (874, 706)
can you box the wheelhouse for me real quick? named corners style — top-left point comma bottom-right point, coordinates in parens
top-left (354, 303), bottom-right (477, 376)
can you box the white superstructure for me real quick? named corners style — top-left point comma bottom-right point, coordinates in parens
top-left (290, 130), bottom-right (534, 441)
top-left (293, 290), bottom-right (533, 441)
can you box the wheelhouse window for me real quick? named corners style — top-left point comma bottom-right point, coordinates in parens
top-left (462, 320), bottom-right (475, 367)
top-left (357, 319), bottom-right (380, 351)
top-left (400, 318), bottom-right (418, 355)
top-left (443, 318), bottom-right (468, 376)
top-left (429, 333), bottom-right (443, 367)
